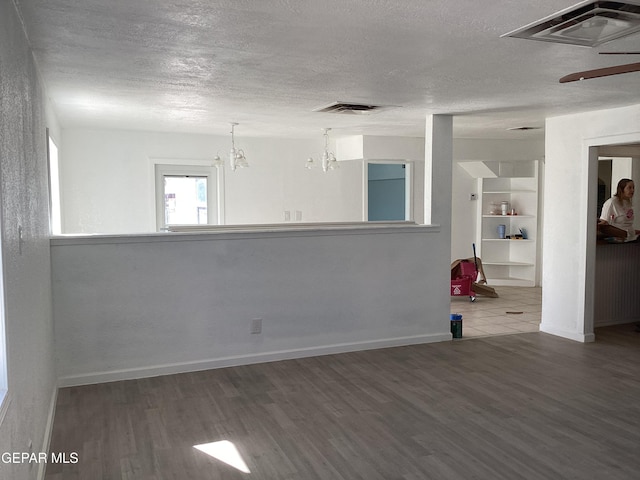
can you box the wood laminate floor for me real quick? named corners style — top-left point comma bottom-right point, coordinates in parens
top-left (45, 324), bottom-right (640, 480)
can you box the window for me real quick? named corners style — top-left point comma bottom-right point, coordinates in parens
top-left (163, 175), bottom-right (208, 225)
top-left (154, 163), bottom-right (220, 231)
top-left (47, 131), bottom-right (62, 234)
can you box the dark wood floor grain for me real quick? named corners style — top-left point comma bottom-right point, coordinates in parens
top-left (45, 324), bottom-right (640, 479)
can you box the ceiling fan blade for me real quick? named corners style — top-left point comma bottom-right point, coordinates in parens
top-left (559, 62), bottom-right (640, 83)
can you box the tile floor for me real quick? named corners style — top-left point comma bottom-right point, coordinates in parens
top-left (450, 286), bottom-right (542, 339)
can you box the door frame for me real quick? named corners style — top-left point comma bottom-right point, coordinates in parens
top-left (363, 160), bottom-right (413, 221)
top-left (150, 158), bottom-right (224, 231)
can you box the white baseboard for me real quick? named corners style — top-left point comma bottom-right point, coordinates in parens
top-left (58, 333), bottom-right (452, 387)
top-left (539, 323), bottom-right (595, 343)
top-left (37, 386), bottom-right (58, 480)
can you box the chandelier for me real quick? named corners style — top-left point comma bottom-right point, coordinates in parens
top-left (306, 128), bottom-right (339, 172)
top-left (213, 122), bottom-right (248, 171)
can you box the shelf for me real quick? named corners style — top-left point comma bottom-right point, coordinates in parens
top-left (475, 160), bottom-right (539, 287)
top-left (482, 261), bottom-right (534, 266)
top-left (482, 239), bottom-right (534, 242)
top-left (483, 190), bottom-right (536, 194)
top-left (485, 277), bottom-right (536, 287)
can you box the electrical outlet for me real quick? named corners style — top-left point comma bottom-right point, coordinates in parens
top-left (284, 211), bottom-right (291, 222)
top-left (250, 318), bottom-right (262, 334)
top-left (295, 210), bottom-right (302, 221)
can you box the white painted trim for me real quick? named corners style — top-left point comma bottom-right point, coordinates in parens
top-left (50, 222), bottom-right (438, 246)
top-left (46, 131), bottom-right (62, 235)
top-left (406, 162), bottom-right (414, 221)
top-left (539, 323), bottom-right (595, 343)
top-left (583, 130), bottom-right (640, 340)
top-left (150, 158), bottom-right (215, 167)
top-left (57, 333), bottom-right (453, 387)
top-left (583, 145), bottom-right (599, 338)
top-left (36, 386), bottom-right (58, 480)
top-left (362, 164), bottom-right (368, 221)
top-left (216, 165), bottom-right (226, 225)
top-left (148, 157), bottom-right (221, 231)
top-left (154, 163), bottom-right (218, 230)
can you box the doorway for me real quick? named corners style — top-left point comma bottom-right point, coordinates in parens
top-left (366, 162), bottom-right (412, 221)
top-left (591, 144), bottom-right (640, 334)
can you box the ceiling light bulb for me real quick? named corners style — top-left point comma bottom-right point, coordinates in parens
top-left (235, 150), bottom-right (248, 168)
top-left (213, 154), bottom-right (224, 167)
top-left (228, 122), bottom-right (248, 171)
top-left (230, 148), bottom-right (237, 171)
top-left (305, 157), bottom-right (315, 169)
top-left (327, 153), bottom-right (339, 170)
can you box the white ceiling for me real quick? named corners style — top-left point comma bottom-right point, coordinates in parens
top-left (14, 0), bottom-right (640, 139)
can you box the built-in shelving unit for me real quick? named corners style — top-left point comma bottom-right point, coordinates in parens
top-left (461, 160), bottom-right (539, 286)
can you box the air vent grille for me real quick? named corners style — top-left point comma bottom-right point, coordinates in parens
top-left (313, 102), bottom-right (386, 114)
top-left (502, 1), bottom-right (640, 47)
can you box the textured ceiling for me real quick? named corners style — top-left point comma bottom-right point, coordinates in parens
top-left (13, 0), bottom-right (640, 139)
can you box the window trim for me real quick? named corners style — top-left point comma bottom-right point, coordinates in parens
top-left (47, 130), bottom-right (62, 234)
top-left (152, 160), bottom-right (223, 231)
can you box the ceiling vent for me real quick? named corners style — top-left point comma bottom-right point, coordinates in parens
top-left (313, 102), bottom-right (387, 114)
top-left (502, 1), bottom-right (640, 47)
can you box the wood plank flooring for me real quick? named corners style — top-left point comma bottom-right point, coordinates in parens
top-left (45, 325), bottom-right (640, 480)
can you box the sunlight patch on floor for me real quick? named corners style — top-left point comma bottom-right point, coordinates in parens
top-left (194, 440), bottom-right (251, 474)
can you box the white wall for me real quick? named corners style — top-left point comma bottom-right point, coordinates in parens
top-left (451, 138), bottom-right (545, 261)
top-left (337, 135), bottom-right (426, 223)
top-left (543, 104), bottom-right (640, 342)
top-left (61, 129), bottom-right (365, 234)
top-left (0, 2), bottom-right (58, 479)
top-left (61, 130), bottom-right (546, 272)
top-left (51, 121), bottom-right (452, 387)
top-left (51, 226), bottom-right (450, 386)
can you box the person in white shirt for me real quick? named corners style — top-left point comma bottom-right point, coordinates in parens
top-left (599, 178), bottom-right (638, 242)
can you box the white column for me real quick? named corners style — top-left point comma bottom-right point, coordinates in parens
top-left (424, 115), bottom-right (453, 329)
top-left (424, 115), bottom-right (453, 233)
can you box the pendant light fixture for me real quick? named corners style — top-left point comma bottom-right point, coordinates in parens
top-left (226, 122), bottom-right (249, 171)
top-left (212, 122), bottom-right (248, 170)
top-left (229, 122), bottom-right (248, 171)
top-left (306, 128), bottom-right (339, 172)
